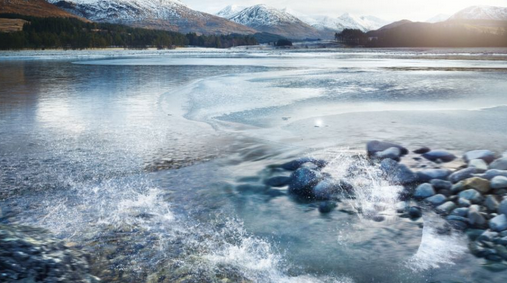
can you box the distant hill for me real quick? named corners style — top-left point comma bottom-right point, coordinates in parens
top-left (48, 0), bottom-right (256, 35)
top-left (450, 5), bottom-right (507, 21)
top-left (426, 14), bottom-right (450, 23)
top-left (217, 4), bottom-right (326, 40)
top-left (0, 0), bottom-right (84, 19)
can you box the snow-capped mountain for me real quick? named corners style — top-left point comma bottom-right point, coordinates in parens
top-left (450, 5), bottom-right (507, 21)
top-left (287, 10), bottom-right (389, 32)
top-left (216, 5), bottom-right (245, 19)
top-left (425, 14), bottom-right (450, 23)
top-left (47, 0), bottom-right (256, 34)
top-left (218, 4), bottom-right (326, 39)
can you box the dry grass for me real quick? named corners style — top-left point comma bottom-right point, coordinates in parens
top-left (0, 18), bottom-right (28, 32)
top-left (0, 0), bottom-right (85, 20)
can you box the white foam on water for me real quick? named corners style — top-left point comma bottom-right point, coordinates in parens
top-left (407, 215), bottom-right (467, 271)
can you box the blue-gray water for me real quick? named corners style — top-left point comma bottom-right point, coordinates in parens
top-left (1, 48), bottom-right (507, 282)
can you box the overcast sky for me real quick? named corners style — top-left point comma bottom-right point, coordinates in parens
top-left (183, 0), bottom-right (507, 22)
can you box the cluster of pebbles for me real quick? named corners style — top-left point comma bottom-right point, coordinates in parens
top-left (261, 140), bottom-right (507, 268)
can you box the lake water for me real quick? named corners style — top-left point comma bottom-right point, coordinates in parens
top-left (1, 47), bottom-right (507, 282)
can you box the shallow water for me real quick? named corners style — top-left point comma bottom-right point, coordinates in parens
top-left (1, 47), bottom-right (507, 282)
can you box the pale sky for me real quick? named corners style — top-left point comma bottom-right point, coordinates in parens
top-left (183, 0), bottom-right (507, 22)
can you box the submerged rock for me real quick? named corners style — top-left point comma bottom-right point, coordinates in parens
top-left (408, 206), bottom-right (422, 219)
top-left (366, 140), bottom-right (408, 158)
top-left (265, 176), bottom-right (291, 187)
top-left (288, 168), bottom-right (323, 197)
top-left (380, 159), bottom-right (418, 185)
top-left (318, 201), bottom-right (336, 213)
top-left (312, 178), bottom-right (341, 200)
top-left (0, 224), bottom-right (99, 283)
top-left (422, 150), bottom-right (457, 163)
top-left (464, 150), bottom-right (496, 164)
top-left (281, 157), bottom-right (327, 171)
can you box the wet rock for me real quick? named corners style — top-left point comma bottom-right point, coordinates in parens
top-left (478, 230), bottom-right (498, 242)
top-left (395, 201), bottom-right (408, 213)
top-left (458, 189), bottom-right (484, 204)
top-left (288, 168), bottom-right (323, 197)
top-left (424, 194), bottom-right (447, 206)
top-left (451, 207), bottom-right (469, 217)
top-left (449, 168), bottom-right (478, 183)
top-left (491, 176), bottom-right (507, 189)
top-left (469, 206), bottom-right (487, 228)
top-left (497, 236), bottom-right (507, 245)
top-left (436, 201), bottom-right (457, 215)
top-left (281, 157), bottom-right (327, 171)
top-left (408, 206), bottom-right (422, 219)
top-left (413, 147), bottom-right (430, 154)
top-left (495, 245), bottom-right (507, 260)
top-left (0, 224), bottom-right (98, 283)
top-left (462, 177), bottom-right (490, 194)
top-left (318, 201), bottom-right (336, 213)
top-left (374, 147), bottom-right (402, 161)
top-left (416, 169), bottom-right (452, 182)
top-left (464, 150), bottom-right (496, 164)
top-left (484, 195), bottom-right (500, 212)
top-left (475, 169), bottom-right (507, 180)
top-left (483, 262), bottom-right (507, 272)
top-left (498, 199), bottom-right (507, 216)
top-left (468, 159), bottom-right (488, 172)
top-left (413, 183), bottom-right (435, 199)
top-left (430, 179), bottom-right (452, 191)
top-left (489, 214), bottom-right (507, 232)
top-left (264, 176), bottom-right (291, 187)
top-left (312, 178), bottom-right (341, 200)
top-left (458, 198), bottom-right (471, 207)
top-left (450, 181), bottom-right (465, 194)
top-left (366, 140), bottom-right (408, 158)
top-left (422, 150), bottom-right (456, 163)
top-left (490, 158), bottom-right (507, 170)
top-left (380, 159), bottom-right (418, 185)
top-left (467, 229), bottom-right (486, 241)
top-left (446, 215), bottom-right (469, 223)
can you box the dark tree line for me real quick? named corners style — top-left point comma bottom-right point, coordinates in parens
top-left (336, 21), bottom-right (507, 48)
top-left (0, 14), bottom-right (258, 50)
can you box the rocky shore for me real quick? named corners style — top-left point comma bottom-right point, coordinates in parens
top-left (0, 221), bottom-right (100, 283)
top-left (258, 141), bottom-right (507, 270)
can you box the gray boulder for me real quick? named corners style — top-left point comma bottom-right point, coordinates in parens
top-left (485, 195), bottom-right (500, 212)
top-left (288, 168), bottom-right (323, 197)
top-left (436, 201), bottom-right (457, 215)
top-left (367, 140), bottom-right (408, 158)
top-left (491, 176), bottom-right (507, 190)
top-left (458, 189), bottom-right (484, 204)
top-left (430, 179), bottom-right (452, 191)
top-left (464, 150), bottom-right (496, 164)
top-left (265, 176), bottom-right (291, 187)
top-left (498, 199), bottom-right (507, 216)
top-left (490, 158), bottom-right (507, 170)
top-left (468, 159), bottom-right (488, 172)
top-left (448, 168), bottom-right (477, 183)
top-left (417, 169), bottom-right (452, 182)
top-left (424, 194), bottom-right (447, 206)
top-left (375, 147), bottom-right (402, 161)
top-left (413, 183), bottom-right (435, 199)
top-left (474, 169), bottom-right (507, 180)
top-left (422, 150), bottom-right (457, 163)
top-left (490, 214), bottom-right (507, 232)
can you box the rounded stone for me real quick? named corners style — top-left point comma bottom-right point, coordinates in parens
top-left (413, 147), bottom-right (431, 154)
top-left (458, 189), bottom-right (484, 204)
top-left (288, 168), bottom-right (323, 197)
top-left (490, 158), bottom-right (507, 170)
top-left (462, 177), bottom-right (490, 194)
top-left (468, 159), bottom-right (489, 172)
top-left (422, 150), bottom-right (457, 163)
top-left (424, 194), bottom-right (447, 206)
top-left (408, 206), bottom-right (422, 219)
top-left (498, 199), bottom-right (507, 216)
top-left (416, 169), bottom-right (452, 182)
top-left (367, 140), bottom-right (408, 157)
top-left (430, 179), bottom-right (452, 191)
top-left (464, 150), bottom-right (496, 164)
top-left (318, 201), bottom-right (336, 213)
top-left (449, 168), bottom-right (478, 183)
top-left (413, 183), bottom-right (435, 199)
top-left (436, 201), bottom-right (457, 215)
top-left (491, 176), bottom-right (507, 189)
top-left (375, 147), bottom-right (402, 161)
top-left (489, 214), bottom-right (507, 232)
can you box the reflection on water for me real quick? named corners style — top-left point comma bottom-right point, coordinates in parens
top-left (2, 48), bottom-right (507, 282)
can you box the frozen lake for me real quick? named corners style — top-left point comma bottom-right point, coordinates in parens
top-left (1, 47), bottom-right (507, 282)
